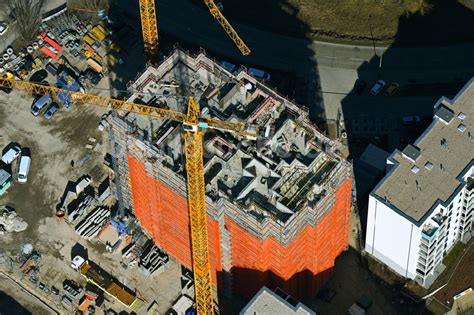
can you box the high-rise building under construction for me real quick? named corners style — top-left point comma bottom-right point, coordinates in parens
top-left (110, 49), bottom-right (352, 300)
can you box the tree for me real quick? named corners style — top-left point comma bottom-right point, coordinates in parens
top-left (67, 0), bottom-right (111, 13)
top-left (7, 0), bottom-right (43, 45)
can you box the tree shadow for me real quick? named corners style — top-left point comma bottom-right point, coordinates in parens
top-left (340, 1), bottom-right (474, 236)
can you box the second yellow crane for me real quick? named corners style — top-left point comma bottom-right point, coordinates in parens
top-left (138, 0), bottom-right (251, 56)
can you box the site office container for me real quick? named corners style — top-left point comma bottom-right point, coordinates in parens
top-left (91, 26), bottom-right (106, 41)
top-left (83, 34), bottom-right (96, 46)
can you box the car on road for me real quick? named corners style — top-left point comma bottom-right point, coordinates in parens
top-left (0, 22), bottom-right (8, 36)
top-left (248, 67), bottom-right (271, 81)
top-left (44, 102), bottom-right (59, 120)
top-left (402, 115), bottom-right (421, 125)
top-left (31, 95), bottom-right (52, 116)
top-left (370, 80), bottom-right (386, 95)
top-left (1, 145), bottom-right (21, 164)
top-left (384, 82), bottom-right (399, 96)
top-left (353, 79), bottom-right (367, 95)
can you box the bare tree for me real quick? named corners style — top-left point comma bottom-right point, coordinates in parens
top-left (68, 0), bottom-right (111, 13)
top-left (7, 0), bottom-right (43, 45)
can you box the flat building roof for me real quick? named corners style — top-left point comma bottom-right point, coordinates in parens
top-left (373, 78), bottom-right (474, 223)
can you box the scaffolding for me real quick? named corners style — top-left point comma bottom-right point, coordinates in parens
top-left (110, 48), bottom-right (353, 300)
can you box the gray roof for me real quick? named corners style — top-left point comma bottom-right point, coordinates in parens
top-left (434, 105), bottom-right (454, 123)
top-left (373, 79), bottom-right (474, 223)
top-left (240, 287), bottom-right (315, 315)
top-left (402, 144), bottom-right (421, 162)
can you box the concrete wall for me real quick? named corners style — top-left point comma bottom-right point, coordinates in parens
top-left (365, 196), bottom-right (420, 278)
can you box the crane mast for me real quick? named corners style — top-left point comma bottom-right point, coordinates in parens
top-left (203, 0), bottom-right (251, 56)
top-left (183, 97), bottom-right (215, 314)
top-left (139, 0), bottom-right (159, 57)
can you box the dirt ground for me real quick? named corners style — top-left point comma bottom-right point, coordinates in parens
top-left (0, 88), bottom-right (106, 250)
top-left (0, 82), bottom-right (183, 314)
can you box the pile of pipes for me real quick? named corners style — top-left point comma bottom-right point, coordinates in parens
top-left (75, 207), bottom-right (110, 240)
top-left (139, 242), bottom-right (169, 276)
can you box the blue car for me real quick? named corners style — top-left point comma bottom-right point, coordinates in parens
top-left (44, 102), bottom-right (59, 120)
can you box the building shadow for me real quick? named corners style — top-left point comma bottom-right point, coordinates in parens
top-left (340, 1), bottom-right (474, 236)
top-left (107, 0), bottom-right (326, 127)
top-left (218, 267), bottom-right (334, 314)
top-left (0, 291), bottom-right (32, 315)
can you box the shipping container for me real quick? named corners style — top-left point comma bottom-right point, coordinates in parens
top-left (91, 25), bottom-right (106, 41)
top-left (83, 34), bottom-right (95, 46)
top-left (87, 58), bottom-right (103, 73)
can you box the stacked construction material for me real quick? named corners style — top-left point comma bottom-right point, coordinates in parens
top-left (75, 207), bottom-right (110, 240)
top-left (138, 242), bottom-right (169, 276)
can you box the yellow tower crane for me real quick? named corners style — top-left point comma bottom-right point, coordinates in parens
top-left (138, 0), bottom-right (251, 56)
top-left (139, 0), bottom-right (159, 57)
top-left (0, 78), bottom-right (258, 314)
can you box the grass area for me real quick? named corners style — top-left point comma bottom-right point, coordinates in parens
top-left (221, 0), bottom-right (474, 45)
top-left (427, 299), bottom-right (450, 315)
top-left (442, 241), bottom-right (466, 267)
top-left (405, 241), bottom-right (472, 306)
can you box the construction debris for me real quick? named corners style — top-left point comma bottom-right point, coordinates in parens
top-left (0, 206), bottom-right (28, 234)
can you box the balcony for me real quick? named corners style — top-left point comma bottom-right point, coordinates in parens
top-left (422, 224), bottom-right (439, 241)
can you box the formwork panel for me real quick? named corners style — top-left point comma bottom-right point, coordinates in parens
top-left (127, 154), bottom-right (221, 284)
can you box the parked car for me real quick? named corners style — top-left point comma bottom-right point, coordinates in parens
top-left (220, 61), bottom-right (238, 73)
top-left (17, 150), bottom-right (30, 183)
top-left (370, 80), bottom-right (386, 96)
top-left (31, 95), bottom-right (52, 116)
top-left (402, 115), bottom-right (421, 125)
top-left (384, 82), bottom-right (399, 96)
top-left (353, 79), bottom-right (367, 95)
top-left (248, 67), bottom-right (271, 81)
top-left (44, 102), bottom-right (59, 120)
top-left (0, 22), bottom-right (8, 36)
top-left (1, 145), bottom-right (21, 164)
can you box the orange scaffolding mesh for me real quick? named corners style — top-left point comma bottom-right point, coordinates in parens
top-left (226, 178), bottom-right (352, 299)
top-left (127, 154), bottom-right (222, 284)
top-left (128, 153), bottom-right (351, 299)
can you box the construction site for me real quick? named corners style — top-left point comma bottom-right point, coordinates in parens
top-left (109, 48), bottom-right (353, 302)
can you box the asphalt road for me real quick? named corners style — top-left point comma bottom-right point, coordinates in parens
top-left (114, 0), bottom-right (474, 129)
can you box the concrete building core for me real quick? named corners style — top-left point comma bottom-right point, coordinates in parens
top-left (110, 49), bottom-right (352, 300)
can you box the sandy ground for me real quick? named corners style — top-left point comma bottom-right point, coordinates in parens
top-left (0, 78), bottom-right (183, 314)
top-left (0, 89), bottom-right (106, 250)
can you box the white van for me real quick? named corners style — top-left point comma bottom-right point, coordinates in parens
top-left (18, 154), bottom-right (31, 183)
top-left (1, 145), bottom-right (21, 164)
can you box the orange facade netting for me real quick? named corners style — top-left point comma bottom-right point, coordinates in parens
top-left (128, 153), bottom-right (352, 299)
top-left (128, 154), bottom-right (222, 283)
top-left (226, 179), bottom-right (352, 299)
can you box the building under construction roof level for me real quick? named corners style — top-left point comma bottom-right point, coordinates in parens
top-left (110, 49), bottom-right (352, 300)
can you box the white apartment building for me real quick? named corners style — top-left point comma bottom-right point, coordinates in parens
top-left (365, 78), bottom-right (474, 288)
